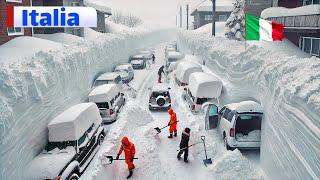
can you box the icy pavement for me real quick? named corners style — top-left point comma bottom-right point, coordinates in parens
top-left (81, 43), bottom-right (264, 180)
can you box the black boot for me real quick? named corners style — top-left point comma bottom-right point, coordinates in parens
top-left (168, 134), bottom-right (173, 138)
top-left (177, 155), bottom-right (181, 160)
top-left (174, 132), bottom-right (177, 137)
top-left (184, 159), bottom-right (189, 163)
top-left (127, 170), bottom-right (133, 179)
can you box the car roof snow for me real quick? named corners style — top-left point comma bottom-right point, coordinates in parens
top-left (88, 84), bottom-right (119, 103)
top-left (96, 72), bottom-right (120, 80)
top-left (226, 101), bottom-right (263, 114)
top-left (152, 84), bottom-right (169, 92)
top-left (167, 51), bottom-right (183, 59)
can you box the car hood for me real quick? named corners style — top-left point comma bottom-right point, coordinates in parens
top-left (26, 147), bottom-right (76, 179)
top-left (131, 60), bottom-right (144, 64)
top-left (117, 71), bottom-right (129, 78)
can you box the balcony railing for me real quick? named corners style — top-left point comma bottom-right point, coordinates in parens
top-left (267, 14), bottom-right (320, 28)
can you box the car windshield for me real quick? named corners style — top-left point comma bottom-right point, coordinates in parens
top-left (152, 91), bottom-right (169, 97)
top-left (94, 80), bottom-right (112, 86)
top-left (96, 102), bottom-right (109, 109)
top-left (239, 114), bottom-right (262, 121)
top-left (168, 58), bottom-right (178, 62)
top-left (131, 58), bottom-right (143, 61)
top-left (45, 141), bottom-right (76, 151)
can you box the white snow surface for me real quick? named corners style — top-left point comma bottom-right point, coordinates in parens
top-left (192, 22), bottom-right (226, 37)
top-left (34, 33), bottom-right (86, 46)
top-left (261, 4), bottom-right (320, 19)
top-left (178, 29), bottom-right (320, 179)
top-left (89, 84), bottom-right (119, 103)
top-left (84, 0), bottom-right (112, 14)
top-left (191, 0), bottom-right (235, 12)
top-left (189, 72), bottom-right (223, 98)
top-left (175, 61), bottom-right (202, 84)
top-left (0, 26), bottom-right (176, 179)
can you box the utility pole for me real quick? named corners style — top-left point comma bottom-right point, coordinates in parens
top-left (180, 6), bottom-right (182, 28)
top-left (211, 0), bottom-right (216, 36)
top-left (186, 4), bottom-right (189, 30)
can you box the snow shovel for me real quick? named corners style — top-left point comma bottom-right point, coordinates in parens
top-left (201, 136), bottom-right (212, 166)
top-left (154, 121), bottom-right (179, 134)
top-left (176, 141), bottom-right (203, 151)
top-left (105, 156), bottom-right (138, 165)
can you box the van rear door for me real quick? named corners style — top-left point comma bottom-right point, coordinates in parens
top-left (235, 114), bottom-right (262, 143)
top-left (205, 104), bottom-right (219, 130)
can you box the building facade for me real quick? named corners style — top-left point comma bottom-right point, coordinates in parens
top-left (262, 0), bottom-right (320, 57)
top-left (0, 0), bottom-right (32, 45)
top-left (245, 0), bottom-right (273, 16)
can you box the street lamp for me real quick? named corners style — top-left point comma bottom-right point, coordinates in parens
top-left (211, 0), bottom-right (216, 36)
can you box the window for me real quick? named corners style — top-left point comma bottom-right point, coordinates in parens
top-left (227, 111), bottom-right (235, 122)
top-left (222, 108), bottom-right (231, 119)
top-left (204, 15), bottom-right (213, 21)
top-left (300, 37), bottom-right (320, 57)
top-left (196, 97), bottom-right (209, 105)
top-left (7, 27), bottom-right (24, 36)
top-left (249, 0), bottom-right (270, 5)
top-left (303, 0), bottom-right (319, 5)
top-left (218, 15), bottom-right (227, 22)
top-left (6, 0), bottom-right (22, 3)
top-left (208, 105), bottom-right (218, 116)
top-left (96, 102), bottom-right (109, 109)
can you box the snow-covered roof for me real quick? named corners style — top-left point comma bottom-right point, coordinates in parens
top-left (84, 0), bottom-right (112, 14)
top-left (96, 72), bottom-right (120, 81)
top-left (115, 63), bottom-right (132, 70)
top-left (261, 4), bottom-right (320, 19)
top-left (188, 72), bottom-right (222, 98)
top-left (132, 54), bottom-right (145, 59)
top-left (167, 51), bottom-right (184, 59)
top-left (175, 62), bottom-right (202, 84)
top-left (48, 103), bottom-right (101, 142)
top-left (89, 84), bottom-right (119, 103)
top-left (226, 101), bottom-right (263, 114)
top-left (191, 0), bottom-right (235, 15)
top-left (152, 83), bottom-right (169, 92)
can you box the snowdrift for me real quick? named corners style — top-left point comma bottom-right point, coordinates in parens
top-left (178, 30), bottom-right (320, 179)
top-left (0, 28), bottom-right (175, 179)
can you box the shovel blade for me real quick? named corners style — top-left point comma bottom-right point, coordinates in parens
top-left (154, 127), bottom-right (161, 133)
top-left (203, 158), bottom-right (212, 167)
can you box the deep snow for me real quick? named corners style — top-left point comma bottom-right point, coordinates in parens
top-left (0, 27), bottom-right (175, 179)
top-left (178, 29), bottom-right (320, 179)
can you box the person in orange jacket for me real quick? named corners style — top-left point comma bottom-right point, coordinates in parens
top-left (168, 108), bottom-right (178, 138)
top-left (116, 137), bottom-right (136, 179)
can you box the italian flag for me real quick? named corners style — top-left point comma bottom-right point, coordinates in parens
top-left (246, 14), bottom-right (284, 41)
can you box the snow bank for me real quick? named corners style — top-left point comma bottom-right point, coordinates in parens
top-left (192, 22), bottom-right (226, 37)
top-left (0, 27), bottom-right (176, 179)
top-left (261, 4), bottom-right (320, 19)
top-left (84, 0), bottom-right (112, 14)
top-left (35, 33), bottom-right (86, 46)
top-left (178, 30), bottom-right (320, 179)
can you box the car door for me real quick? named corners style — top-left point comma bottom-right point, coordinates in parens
top-left (205, 104), bottom-right (219, 130)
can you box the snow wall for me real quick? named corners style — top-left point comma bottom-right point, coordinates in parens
top-left (178, 31), bottom-right (320, 179)
top-left (0, 29), bottom-right (176, 179)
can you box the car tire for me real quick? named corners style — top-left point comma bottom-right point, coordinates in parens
top-left (98, 134), bottom-right (105, 146)
top-left (223, 136), bottom-right (234, 151)
top-left (68, 173), bottom-right (79, 180)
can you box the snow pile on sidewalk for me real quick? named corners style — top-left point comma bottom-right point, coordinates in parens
top-left (0, 27), bottom-right (175, 179)
top-left (178, 30), bottom-right (320, 179)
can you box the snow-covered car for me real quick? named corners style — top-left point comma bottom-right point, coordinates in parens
top-left (149, 84), bottom-right (171, 110)
top-left (139, 49), bottom-right (155, 63)
top-left (217, 101), bottom-right (263, 150)
top-left (165, 51), bottom-right (184, 73)
top-left (89, 84), bottom-right (125, 123)
top-left (114, 63), bottom-right (134, 83)
top-left (165, 45), bottom-right (177, 57)
top-left (183, 72), bottom-right (222, 113)
top-left (174, 61), bottom-right (202, 86)
top-left (27, 103), bottom-right (105, 180)
top-left (92, 72), bottom-right (123, 88)
top-left (129, 54), bottom-right (147, 69)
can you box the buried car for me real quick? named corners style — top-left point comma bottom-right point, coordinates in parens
top-left (174, 61), bottom-right (202, 86)
top-left (26, 103), bottom-right (105, 180)
top-left (88, 84), bottom-right (125, 123)
top-left (149, 84), bottom-right (171, 110)
top-left (92, 72), bottom-right (122, 88)
top-left (129, 54), bottom-right (147, 69)
top-left (183, 72), bottom-right (223, 113)
top-left (165, 51), bottom-right (184, 73)
top-left (114, 63), bottom-right (134, 83)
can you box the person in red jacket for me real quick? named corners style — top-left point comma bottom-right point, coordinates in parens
top-left (168, 108), bottom-right (178, 138)
top-left (116, 137), bottom-right (136, 179)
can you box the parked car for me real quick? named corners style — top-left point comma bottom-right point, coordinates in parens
top-left (27, 103), bottom-right (105, 180)
top-left (174, 61), bottom-right (202, 86)
top-left (216, 101), bottom-right (263, 150)
top-left (89, 84), bottom-right (125, 123)
top-left (165, 45), bottom-right (177, 57)
top-left (165, 51), bottom-right (184, 73)
top-left (114, 63), bottom-right (134, 83)
top-left (149, 84), bottom-right (171, 110)
top-left (92, 72), bottom-right (122, 88)
top-left (139, 49), bottom-right (155, 63)
top-left (183, 72), bottom-right (222, 113)
top-left (129, 54), bottom-right (147, 69)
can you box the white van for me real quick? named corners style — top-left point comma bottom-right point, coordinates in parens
top-left (92, 72), bottom-right (122, 88)
top-left (27, 103), bottom-right (104, 180)
top-left (165, 51), bottom-right (184, 73)
top-left (217, 101), bottom-right (263, 150)
top-left (174, 62), bottom-right (202, 86)
top-left (184, 72), bottom-right (222, 113)
top-left (88, 84), bottom-right (125, 123)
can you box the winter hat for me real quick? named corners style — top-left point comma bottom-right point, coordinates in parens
top-left (185, 128), bottom-right (191, 134)
top-left (168, 108), bottom-right (174, 115)
top-left (122, 136), bottom-right (129, 145)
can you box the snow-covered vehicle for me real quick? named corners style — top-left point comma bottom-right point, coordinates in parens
top-left (129, 54), bottom-right (147, 69)
top-left (92, 72), bottom-right (122, 88)
top-left (165, 45), bottom-right (177, 58)
top-left (183, 72), bottom-right (222, 113)
top-left (217, 101), bottom-right (263, 150)
top-left (149, 84), bottom-right (171, 110)
top-left (89, 84), bottom-right (125, 123)
top-left (27, 103), bottom-right (105, 180)
top-left (165, 51), bottom-right (184, 73)
top-left (174, 61), bottom-right (202, 86)
top-left (114, 63), bottom-right (134, 83)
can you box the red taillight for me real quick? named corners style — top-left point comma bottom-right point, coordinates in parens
top-left (110, 109), bottom-right (114, 115)
top-left (230, 128), bottom-right (235, 137)
top-left (192, 104), bottom-right (195, 111)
